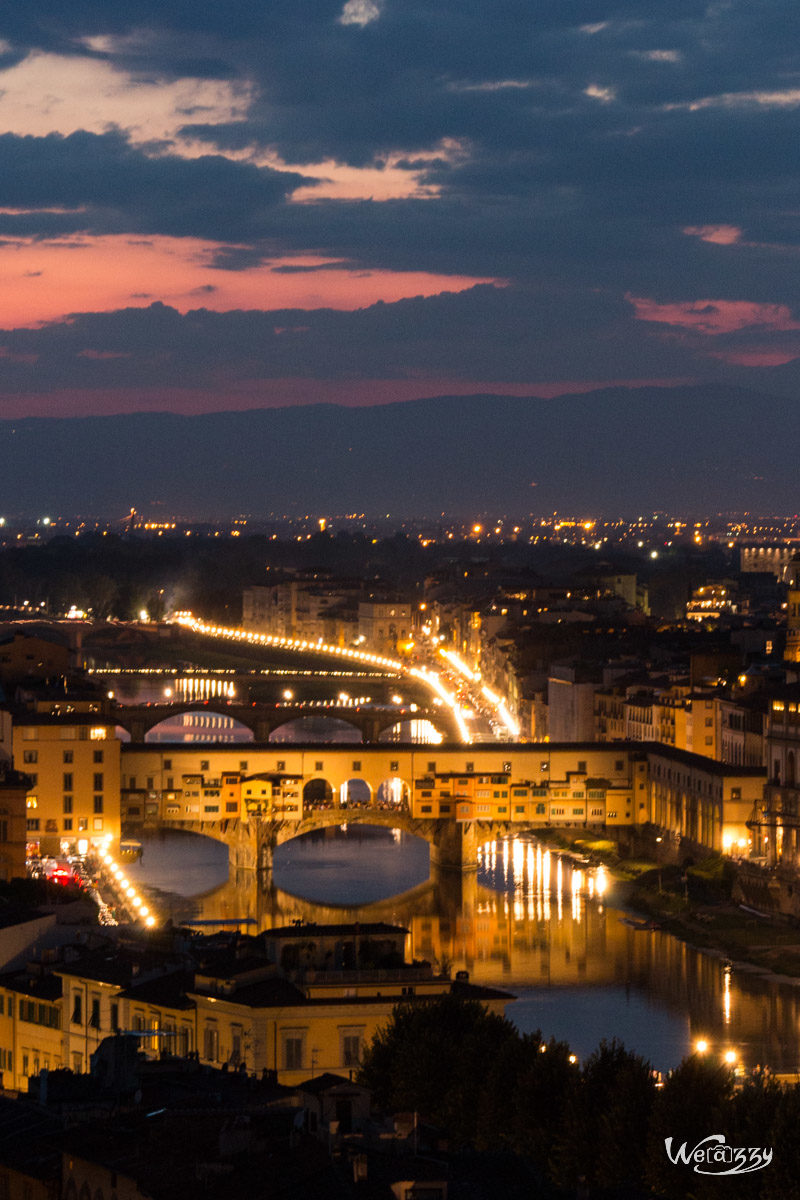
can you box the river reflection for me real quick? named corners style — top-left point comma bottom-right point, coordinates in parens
top-left (130, 826), bottom-right (800, 1075)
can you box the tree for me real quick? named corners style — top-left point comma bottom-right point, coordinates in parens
top-left (358, 994), bottom-right (520, 1148)
top-left (549, 1038), bottom-right (657, 1193)
top-left (645, 1054), bottom-right (734, 1199)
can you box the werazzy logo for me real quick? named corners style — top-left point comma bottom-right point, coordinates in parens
top-left (665, 1135), bottom-right (773, 1176)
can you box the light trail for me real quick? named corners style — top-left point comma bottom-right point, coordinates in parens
top-left (172, 614), bottom-right (473, 743)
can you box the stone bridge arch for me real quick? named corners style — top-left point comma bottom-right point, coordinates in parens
top-left (151, 808), bottom-right (502, 873)
top-left (269, 714), bottom-right (364, 743)
top-left (113, 702), bottom-right (259, 742)
top-left (113, 701), bottom-right (454, 744)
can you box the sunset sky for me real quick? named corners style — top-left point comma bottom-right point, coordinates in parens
top-left (2, 1), bottom-right (800, 416)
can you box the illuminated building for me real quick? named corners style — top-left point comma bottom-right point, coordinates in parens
top-left (119, 741), bottom-right (764, 862)
top-left (357, 600), bottom-right (413, 656)
top-left (0, 926), bottom-right (510, 1090)
top-left (12, 717), bottom-right (121, 857)
top-left (784, 553), bottom-right (800, 664)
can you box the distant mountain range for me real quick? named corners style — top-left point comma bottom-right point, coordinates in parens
top-left (0, 384), bottom-right (795, 518)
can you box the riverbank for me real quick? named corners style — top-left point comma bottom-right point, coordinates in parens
top-left (534, 827), bottom-right (800, 982)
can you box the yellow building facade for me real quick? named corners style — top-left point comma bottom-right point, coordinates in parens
top-left (118, 740), bottom-right (765, 859)
top-left (13, 716), bottom-right (122, 857)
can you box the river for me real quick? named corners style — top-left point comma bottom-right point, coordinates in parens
top-left (123, 825), bottom-right (800, 1076)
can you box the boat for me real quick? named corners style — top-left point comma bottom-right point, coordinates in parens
top-left (119, 839), bottom-right (143, 862)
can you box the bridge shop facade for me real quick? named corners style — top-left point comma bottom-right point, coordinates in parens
top-left (119, 740), bottom-right (766, 871)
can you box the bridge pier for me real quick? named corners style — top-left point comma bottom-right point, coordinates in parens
top-left (254, 718), bottom-right (274, 742)
top-left (431, 820), bottom-right (480, 872)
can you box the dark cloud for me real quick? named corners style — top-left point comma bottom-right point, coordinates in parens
top-left (0, 130), bottom-right (312, 241)
top-left (2, 0), bottom-right (800, 396)
top-left (0, 287), bottom-right (744, 395)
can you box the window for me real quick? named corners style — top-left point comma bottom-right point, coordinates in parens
top-left (352, 760), bottom-right (361, 771)
top-left (93, 795), bottom-right (103, 814)
top-left (146, 777), bottom-right (154, 790)
top-left (78, 818), bottom-right (88, 831)
top-left (26, 819), bottom-right (39, 832)
top-left (163, 758), bottom-right (172, 770)
top-left (427, 762), bottom-right (436, 773)
top-left (110, 1002), bottom-right (119, 1032)
top-left (93, 749), bottom-right (104, 763)
top-left (540, 761), bottom-right (548, 772)
top-left (93, 818), bottom-right (103, 831)
top-left (63, 818), bottom-right (73, 831)
top-left (390, 760), bottom-right (399, 772)
top-left (315, 761), bottom-right (324, 771)
top-left (63, 773), bottom-right (73, 792)
top-left (63, 750), bottom-right (73, 764)
top-left (93, 773), bottom-right (104, 791)
top-left (420, 805), bottom-right (432, 813)
top-left (22, 751), bottom-right (37, 764)
top-left (26, 774), bottom-right (37, 787)
top-left (503, 761), bottom-right (511, 773)
top-left (89, 997), bottom-right (100, 1029)
top-left (276, 760), bottom-right (285, 771)
top-left (283, 1032), bottom-right (304, 1070)
top-left (230, 1024), bottom-right (243, 1066)
top-left (63, 795), bottom-right (73, 814)
top-left (204, 1024), bottom-right (219, 1061)
top-left (577, 760), bottom-right (587, 773)
top-left (615, 760), bottom-right (624, 772)
top-left (341, 1031), bottom-right (362, 1067)
top-left (200, 760), bottom-right (209, 771)
top-left (71, 992), bottom-right (83, 1025)
top-left (466, 762), bottom-right (474, 773)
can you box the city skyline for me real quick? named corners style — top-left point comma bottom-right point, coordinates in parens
top-left (2, 3), bottom-right (800, 419)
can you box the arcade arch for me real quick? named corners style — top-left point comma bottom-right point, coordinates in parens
top-left (339, 777), bottom-right (372, 808)
top-left (375, 776), bottom-right (411, 812)
top-left (302, 777), bottom-right (335, 810)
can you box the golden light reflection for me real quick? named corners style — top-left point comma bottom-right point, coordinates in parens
top-left (723, 966), bottom-right (732, 1025)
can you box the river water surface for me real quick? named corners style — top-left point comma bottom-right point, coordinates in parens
top-left (125, 825), bottom-right (800, 1076)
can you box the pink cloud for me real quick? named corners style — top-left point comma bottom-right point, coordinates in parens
top-left (0, 235), bottom-right (500, 327)
top-left (627, 294), bottom-right (800, 335)
top-left (683, 224), bottom-right (742, 245)
top-left (708, 349), bottom-right (800, 366)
